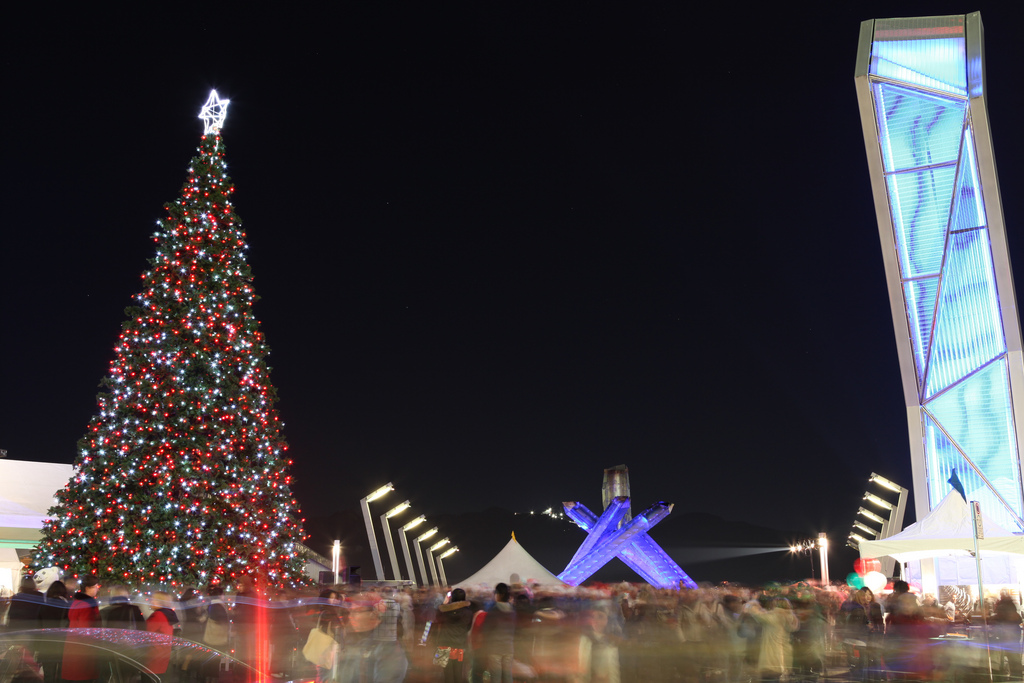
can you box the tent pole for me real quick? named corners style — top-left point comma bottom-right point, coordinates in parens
top-left (971, 500), bottom-right (992, 682)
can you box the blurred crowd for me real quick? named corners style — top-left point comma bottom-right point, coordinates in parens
top-left (0, 575), bottom-right (1022, 683)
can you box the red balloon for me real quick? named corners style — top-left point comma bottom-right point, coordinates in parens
top-left (853, 558), bottom-right (881, 575)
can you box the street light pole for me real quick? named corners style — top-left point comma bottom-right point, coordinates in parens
top-left (437, 547), bottom-right (458, 587)
top-left (427, 538), bottom-right (449, 587)
top-left (399, 516), bottom-right (426, 586)
top-left (380, 501), bottom-right (410, 580)
top-left (332, 540), bottom-right (341, 585)
top-left (359, 483), bottom-right (394, 580)
top-left (818, 533), bottom-right (830, 585)
top-left (414, 527), bottom-right (438, 587)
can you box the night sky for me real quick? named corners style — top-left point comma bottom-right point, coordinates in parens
top-left (5, 3), bottom-right (1024, 580)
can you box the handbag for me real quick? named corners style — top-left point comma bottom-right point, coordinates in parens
top-left (303, 616), bottom-right (340, 669)
top-left (204, 617), bottom-right (229, 648)
top-left (433, 647), bottom-right (451, 668)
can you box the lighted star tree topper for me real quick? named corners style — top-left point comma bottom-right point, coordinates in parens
top-left (32, 90), bottom-right (308, 588)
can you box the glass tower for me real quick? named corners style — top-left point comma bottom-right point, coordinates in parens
top-left (855, 13), bottom-right (1024, 532)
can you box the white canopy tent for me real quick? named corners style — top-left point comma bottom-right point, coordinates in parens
top-left (0, 459), bottom-right (75, 590)
top-left (858, 490), bottom-right (1024, 590)
top-left (455, 534), bottom-right (565, 588)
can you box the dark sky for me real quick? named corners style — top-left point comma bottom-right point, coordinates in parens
top-left (4, 3), bottom-right (1024, 577)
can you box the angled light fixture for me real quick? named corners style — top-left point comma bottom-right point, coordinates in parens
top-left (426, 538), bottom-right (450, 586)
top-left (414, 527), bottom-right (438, 586)
top-left (858, 507), bottom-right (887, 525)
top-left (379, 500), bottom-right (411, 580)
top-left (437, 546), bottom-right (458, 587)
top-left (398, 515), bottom-right (426, 585)
top-left (360, 483), bottom-right (395, 580)
top-left (863, 493), bottom-right (895, 511)
top-left (869, 472), bottom-right (904, 493)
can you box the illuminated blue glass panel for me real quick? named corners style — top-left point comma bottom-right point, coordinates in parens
top-left (949, 125), bottom-right (986, 233)
top-left (925, 228), bottom-right (1004, 396)
top-left (870, 15), bottom-right (966, 96)
top-left (873, 83), bottom-right (966, 173)
top-left (926, 359), bottom-right (1022, 519)
top-left (887, 166), bottom-right (956, 278)
top-left (871, 38), bottom-right (967, 96)
top-left (904, 276), bottom-right (939, 387)
top-left (924, 413), bottom-right (1019, 531)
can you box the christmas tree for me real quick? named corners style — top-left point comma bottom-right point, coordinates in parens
top-left (33, 91), bottom-right (307, 587)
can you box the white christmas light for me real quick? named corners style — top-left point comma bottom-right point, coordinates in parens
top-left (199, 90), bottom-right (230, 134)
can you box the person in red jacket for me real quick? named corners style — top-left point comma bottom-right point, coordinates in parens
top-left (61, 575), bottom-right (101, 683)
top-left (145, 592), bottom-right (181, 675)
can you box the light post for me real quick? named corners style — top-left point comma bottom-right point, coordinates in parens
top-left (380, 500), bottom-right (410, 580)
top-left (360, 483), bottom-right (394, 580)
top-left (399, 515), bottom-right (426, 586)
top-left (332, 540), bottom-right (341, 585)
top-left (437, 547), bottom-right (458, 587)
top-left (427, 538), bottom-right (450, 586)
top-left (414, 527), bottom-right (438, 588)
top-left (818, 533), bottom-right (830, 585)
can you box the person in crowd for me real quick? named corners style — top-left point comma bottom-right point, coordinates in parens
top-left (883, 580), bottom-right (910, 628)
top-left (435, 588), bottom-right (475, 683)
top-left (943, 596), bottom-right (957, 624)
top-left (335, 593), bottom-right (385, 683)
top-left (98, 585), bottom-right (143, 683)
top-left (203, 585), bottom-right (230, 649)
top-left (885, 591), bottom-right (934, 678)
top-left (39, 582), bottom-right (71, 630)
top-left (396, 589), bottom-right (415, 646)
top-left (232, 575), bottom-right (258, 670)
top-left (738, 592), bottom-right (764, 680)
top-left (177, 587), bottom-right (207, 678)
top-left (718, 595), bottom-right (746, 683)
top-left (840, 588), bottom-right (870, 669)
top-left (578, 604), bottom-right (621, 683)
top-left (199, 585), bottom-right (230, 683)
top-left (861, 588), bottom-right (885, 674)
top-left (145, 591), bottom-right (180, 677)
top-left (37, 581), bottom-right (72, 683)
top-left (309, 589), bottom-right (342, 683)
top-left (100, 586), bottom-right (143, 630)
top-left (677, 589), bottom-right (712, 683)
top-left (747, 595), bottom-right (799, 682)
top-left (268, 588), bottom-right (300, 679)
top-left (480, 583), bottom-right (516, 683)
top-left (8, 576), bottom-right (44, 632)
top-left (61, 576), bottom-right (101, 683)
top-left (178, 588), bottom-right (206, 642)
top-left (368, 588), bottom-right (408, 683)
top-left (990, 589), bottom-right (1022, 679)
top-left (468, 597), bottom-right (490, 683)
top-left (790, 590), bottom-right (826, 679)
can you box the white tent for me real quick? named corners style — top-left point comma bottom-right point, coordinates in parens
top-left (455, 534), bottom-right (565, 588)
top-left (0, 459), bottom-right (75, 590)
top-left (858, 491), bottom-right (1024, 562)
top-left (859, 490), bottom-right (1024, 587)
